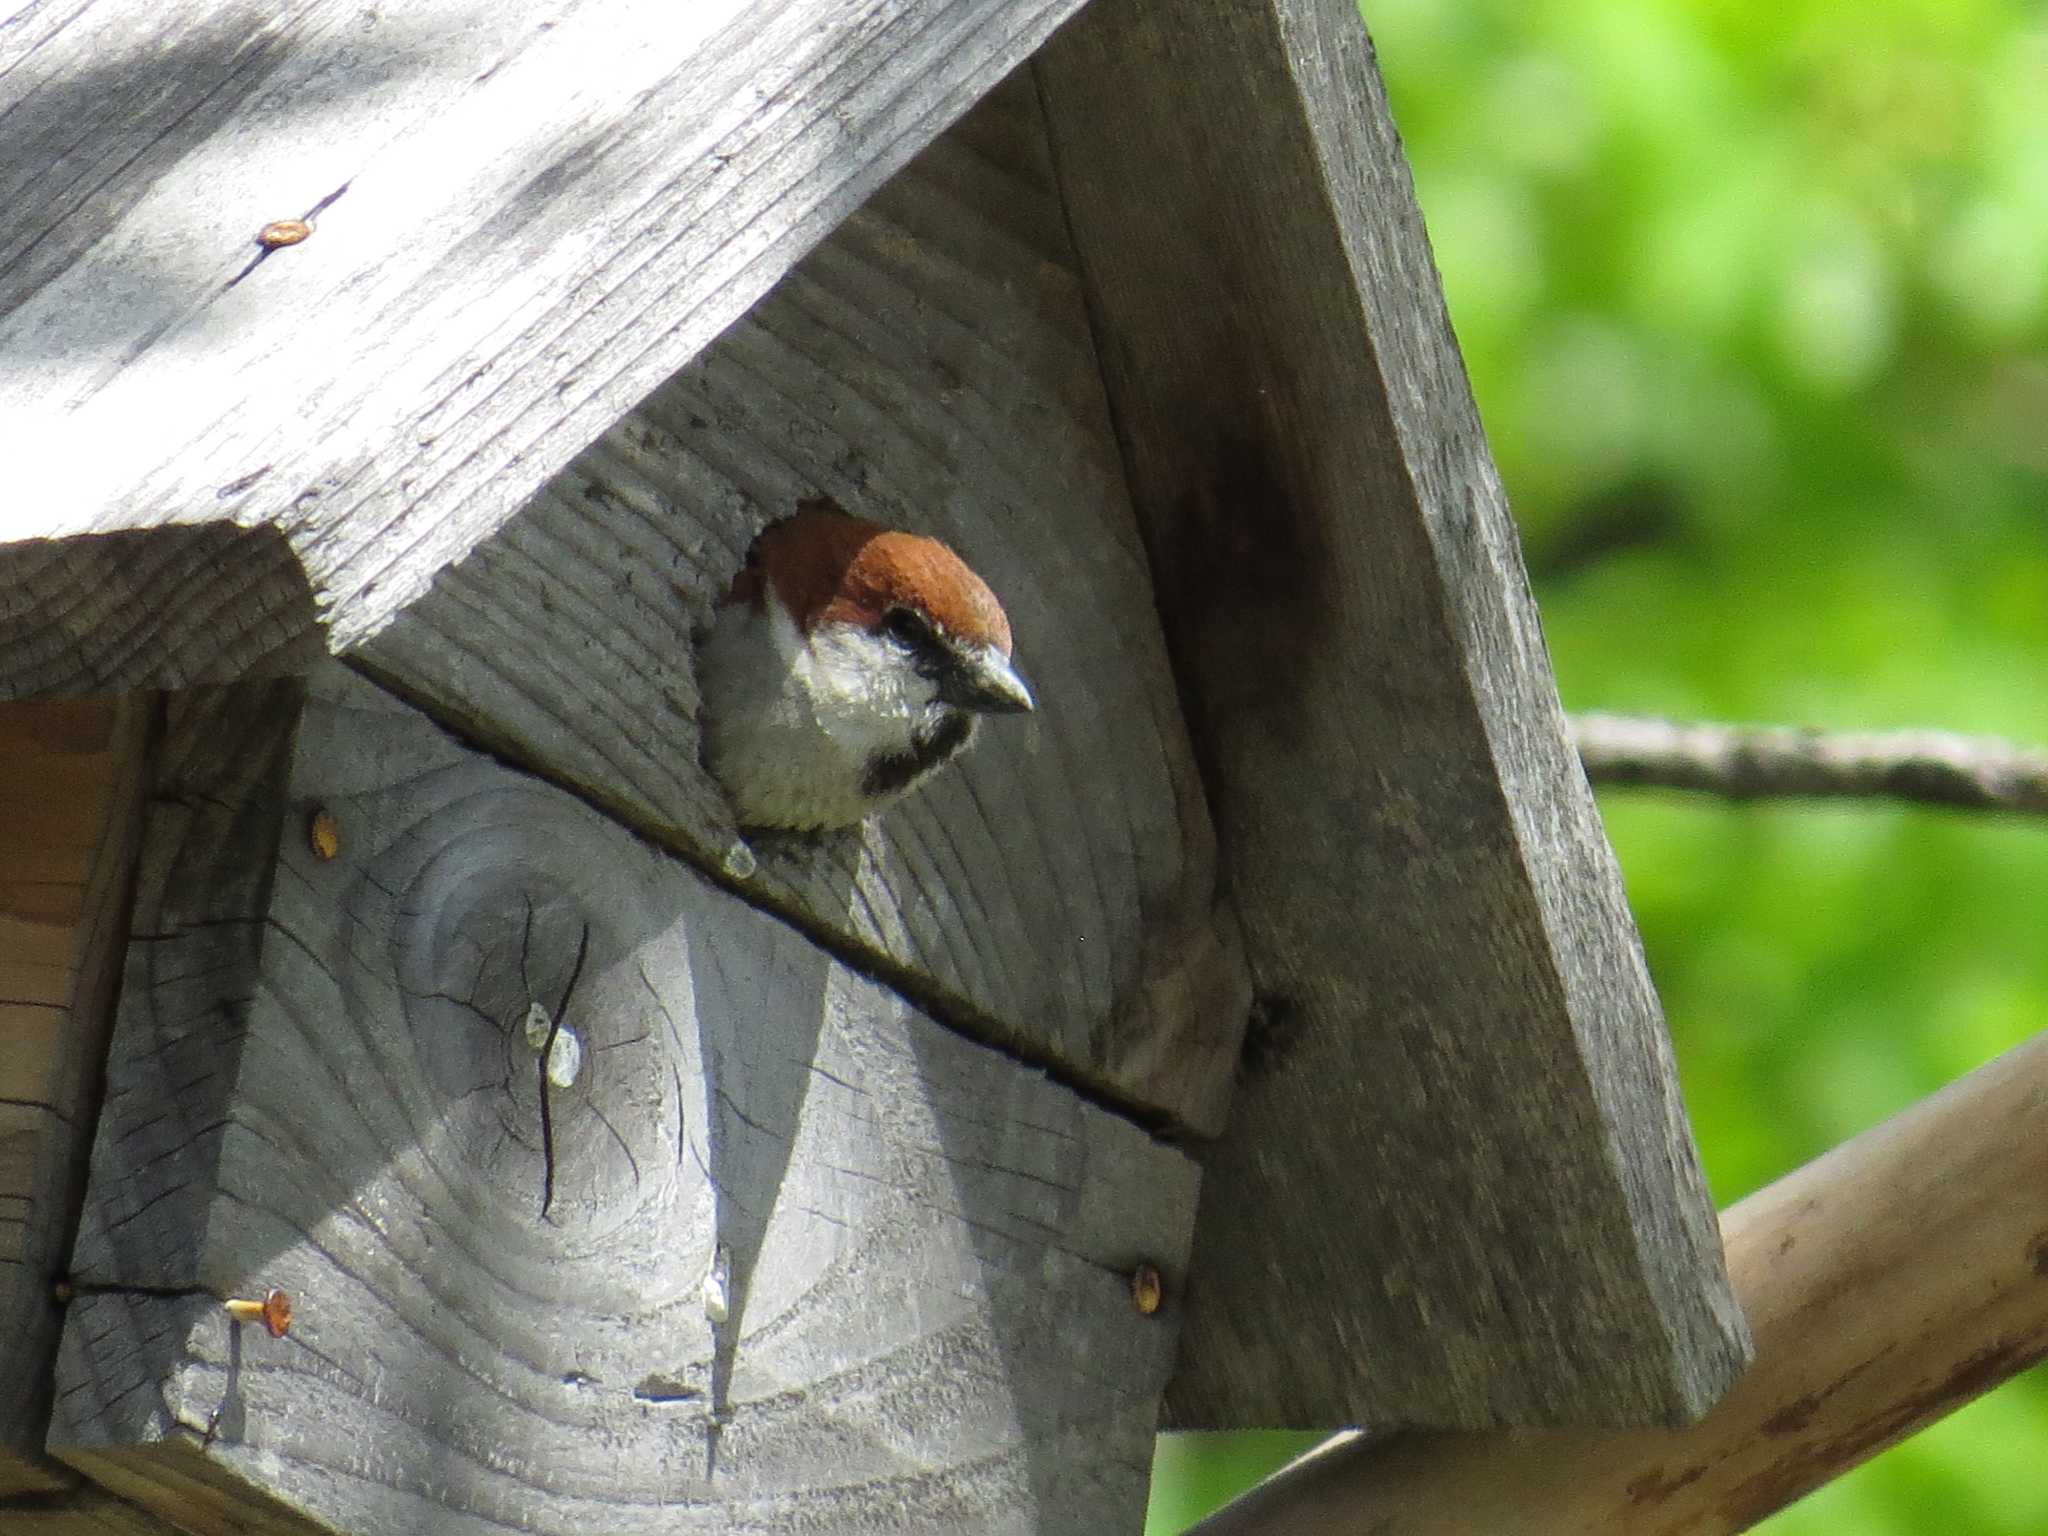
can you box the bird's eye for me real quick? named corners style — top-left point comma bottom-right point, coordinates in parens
top-left (882, 607), bottom-right (935, 650)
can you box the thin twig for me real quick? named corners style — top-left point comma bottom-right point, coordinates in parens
top-left (1572, 713), bottom-right (2048, 816)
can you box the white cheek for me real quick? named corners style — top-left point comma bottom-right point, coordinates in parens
top-left (799, 623), bottom-right (940, 748)
top-left (696, 598), bottom-right (949, 828)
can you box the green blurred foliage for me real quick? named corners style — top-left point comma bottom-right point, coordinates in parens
top-left (1148, 0), bottom-right (2048, 1530)
top-left (1144, 1432), bottom-right (1326, 1534)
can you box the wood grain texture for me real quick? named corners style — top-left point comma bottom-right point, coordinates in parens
top-left (1036, 0), bottom-right (1750, 1429)
top-left (1185, 1029), bottom-right (2048, 1535)
top-left (0, 0), bottom-right (1092, 694)
top-left (52, 666), bottom-right (1198, 1535)
top-left (0, 1486), bottom-right (187, 1536)
top-left (360, 71), bottom-right (1249, 1134)
top-left (0, 697), bottom-right (152, 1496)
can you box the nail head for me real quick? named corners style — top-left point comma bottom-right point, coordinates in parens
top-left (224, 1287), bottom-right (293, 1337)
top-left (1130, 1263), bottom-right (1164, 1316)
top-left (258, 219), bottom-right (312, 249)
top-left (308, 808), bottom-right (341, 861)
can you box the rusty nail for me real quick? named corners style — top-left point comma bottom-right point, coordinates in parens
top-left (1130, 1263), bottom-right (1164, 1316)
top-left (257, 219), bottom-right (312, 249)
top-left (308, 808), bottom-right (341, 861)
top-left (222, 1288), bottom-right (293, 1338)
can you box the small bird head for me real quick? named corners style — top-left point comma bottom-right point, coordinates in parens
top-left (733, 498), bottom-right (1033, 716)
top-left (696, 497), bottom-right (1033, 831)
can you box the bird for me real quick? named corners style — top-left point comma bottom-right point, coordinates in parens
top-left (695, 497), bottom-right (1034, 831)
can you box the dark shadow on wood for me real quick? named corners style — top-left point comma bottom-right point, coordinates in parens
top-left (0, 695), bottom-right (154, 1494)
top-left (0, 527), bottom-right (320, 700)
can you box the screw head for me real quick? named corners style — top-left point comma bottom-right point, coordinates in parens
top-left (308, 808), bottom-right (341, 861)
top-left (259, 1287), bottom-right (293, 1337)
top-left (258, 219), bottom-right (312, 249)
top-left (1130, 1263), bottom-right (1164, 1317)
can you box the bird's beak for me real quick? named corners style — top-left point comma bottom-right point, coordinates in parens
top-left (945, 645), bottom-right (1035, 714)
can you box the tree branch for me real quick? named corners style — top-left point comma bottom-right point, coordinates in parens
top-left (1572, 713), bottom-right (2048, 815)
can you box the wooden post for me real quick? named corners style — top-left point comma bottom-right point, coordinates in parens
top-left (49, 668), bottom-right (1199, 1535)
top-left (1186, 1028), bottom-right (2048, 1534)
top-left (0, 697), bottom-right (151, 1496)
top-left (1035, 0), bottom-right (1749, 1429)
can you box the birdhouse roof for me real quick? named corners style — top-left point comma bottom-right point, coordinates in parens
top-left (0, 0), bottom-right (1090, 688)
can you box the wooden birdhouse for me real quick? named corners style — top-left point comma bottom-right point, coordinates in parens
top-left (0, 1), bottom-right (1750, 1532)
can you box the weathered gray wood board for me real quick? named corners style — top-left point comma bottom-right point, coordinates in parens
top-left (0, 0), bottom-right (1093, 694)
top-left (51, 667), bottom-right (1198, 1535)
top-left (0, 697), bottom-right (151, 1496)
top-left (360, 71), bottom-right (1249, 1134)
top-left (1036, 0), bottom-right (1751, 1428)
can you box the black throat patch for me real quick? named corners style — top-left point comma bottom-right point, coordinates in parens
top-left (862, 710), bottom-right (974, 800)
